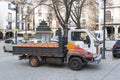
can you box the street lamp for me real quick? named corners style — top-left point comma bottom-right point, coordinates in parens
top-left (11, 1), bottom-right (18, 44)
top-left (102, 0), bottom-right (106, 59)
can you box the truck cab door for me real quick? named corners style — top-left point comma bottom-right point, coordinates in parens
top-left (70, 31), bottom-right (92, 52)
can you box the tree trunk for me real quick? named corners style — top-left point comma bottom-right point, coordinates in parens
top-left (64, 28), bottom-right (68, 37)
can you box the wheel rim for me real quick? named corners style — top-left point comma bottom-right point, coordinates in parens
top-left (71, 60), bottom-right (79, 68)
top-left (30, 58), bottom-right (37, 66)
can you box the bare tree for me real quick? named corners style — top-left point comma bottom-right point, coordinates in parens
top-left (71, 0), bottom-right (97, 29)
top-left (50, 0), bottom-right (75, 36)
top-left (71, 0), bottom-right (87, 29)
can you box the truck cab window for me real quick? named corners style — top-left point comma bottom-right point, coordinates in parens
top-left (71, 32), bottom-right (87, 41)
top-left (71, 31), bottom-right (90, 44)
top-left (71, 32), bottom-right (83, 41)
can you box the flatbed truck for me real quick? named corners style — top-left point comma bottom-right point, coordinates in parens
top-left (13, 28), bottom-right (101, 70)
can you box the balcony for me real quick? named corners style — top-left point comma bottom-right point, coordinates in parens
top-left (6, 19), bottom-right (15, 22)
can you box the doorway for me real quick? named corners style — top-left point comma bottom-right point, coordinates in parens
top-left (106, 26), bottom-right (114, 38)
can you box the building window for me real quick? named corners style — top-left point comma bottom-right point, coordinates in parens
top-left (28, 23), bottom-right (30, 30)
top-left (38, 12), bottom-right (42, 16)
top-left (8, 22), bottom-right (12, 29)
top-left (22, 23), bottom-right (24, 30)
top-left (17, 15), bottom-right (20, 21)
top-left (27, 6), bottom-right (30, 13)
top-left (28, 16), bottom-right (31, 22)
top-left (38, 6), bottom-right (41, 12)
top-left (82, 13), bottom-right (86, 18)
top-left (8, 13), bottom-right (12, 21)
top-left (17, 23), bottom-right (20, 29)
top-left (82, 19), bottom-right (86, 25)
top-left (106, 10), bottom-right (111, 22)
top-left (21, 15), bottom-right (24, 21)
top-left (96, 15), bottom-right (99, 23)
top-left (25, 0), bottom-right (33, 3)
top-left (8, 4), bottom-right (11, 9)
top-left (106, 0), bottom-right (113, 6)
top-left (21, 8), bottom-right (23, 14)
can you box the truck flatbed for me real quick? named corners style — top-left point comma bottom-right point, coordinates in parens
top-left (13, 43), bottom-right (64, 57)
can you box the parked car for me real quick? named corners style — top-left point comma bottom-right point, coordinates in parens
top-left (27, 39), bottom-right (44, 43)
top-left (112, 40), bottom-right (120, 57)
top-left (3, 38), bottom-right (23, 52)
top-left (50, 36), bottom-right (58, 43)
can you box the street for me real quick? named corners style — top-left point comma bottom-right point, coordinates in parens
top-left (0, 41), bottom-right (120, 80)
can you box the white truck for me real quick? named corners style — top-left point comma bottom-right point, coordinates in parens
top-left (13, 28), bottom-right (102, 71)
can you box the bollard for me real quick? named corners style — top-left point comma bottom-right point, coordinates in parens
top-left (100, 47), bottom-right (105, 59)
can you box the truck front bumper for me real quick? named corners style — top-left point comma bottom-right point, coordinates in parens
top-left (94, 54), bottom-right (102, 64)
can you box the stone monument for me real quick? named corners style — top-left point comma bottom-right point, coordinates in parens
top-left (36, 20), bottom-right (53, 42)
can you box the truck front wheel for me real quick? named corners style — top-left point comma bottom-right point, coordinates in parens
top-left (29, 57), bottom-right (40, 67)
top-left (68, 57), bottom-right (83, 71)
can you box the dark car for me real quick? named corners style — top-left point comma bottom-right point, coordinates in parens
top-left (112, 40), bottom-right (120, 57)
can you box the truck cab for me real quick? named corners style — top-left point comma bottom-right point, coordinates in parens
top-left (67, 29), bottom-right (102, 70)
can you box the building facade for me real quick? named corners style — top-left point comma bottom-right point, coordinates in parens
top-left (81, 0), bottom-right (99, 30)
top-left (0, 0), bottom-right (34, 39)
top-left (99, 0), bottom-right (120, 39)
top-left (0, 0), bottom-right (99, 39)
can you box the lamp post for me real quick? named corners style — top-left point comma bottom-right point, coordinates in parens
top-left (111, 16), bottom-right (114, 36)
top-left (11, 1), bottom-right (18, 44)
top-left (102, 0), bottom-right (106, 59)
top-left (15, 4), bottom-right (18, 44)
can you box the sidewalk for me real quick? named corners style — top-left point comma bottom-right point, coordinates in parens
top-left (90, 51), bottom-right (120, 80)
top-left (101, 51), bottom-right (120, 80)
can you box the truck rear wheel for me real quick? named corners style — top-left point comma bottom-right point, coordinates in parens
top-left (29, 57), bottom-right (40, 67)
top-left (68, 57), bottom-right (83, 71)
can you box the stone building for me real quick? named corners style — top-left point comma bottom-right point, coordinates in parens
top-left (99, 0), bottom-right (120, 39)
top-left (81, 0), bottom-right (99, 30)
top-left (0, 0), bottom-right (34, 39)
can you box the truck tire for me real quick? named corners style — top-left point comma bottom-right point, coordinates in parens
top-left (29, 57), bottom-right (40, 67)
top-left (113, 54), bottom-right (117, 58)
top-left (68, 57), bottom-right (83, 71)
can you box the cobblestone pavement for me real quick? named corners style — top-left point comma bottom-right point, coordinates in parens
top-left (0, 41), bottom-right (120, 80)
